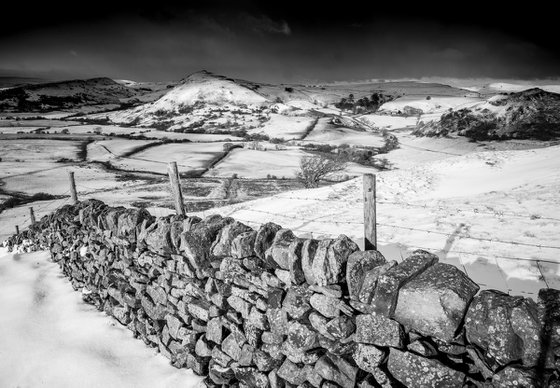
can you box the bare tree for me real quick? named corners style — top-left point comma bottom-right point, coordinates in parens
top-left (297, 154), bottom-right (347, 188)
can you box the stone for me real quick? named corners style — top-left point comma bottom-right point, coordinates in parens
top-left (314, 353), bottom-right (358, 388)
top-left (208, 361), bottom-right (234, 385)
top-left (187, 299), bottom-right (212, 321)
top-left (212, 346), bottom-right (233, 367)
top-left (244, 320), bottom-right (264, 347)
top-left (283, 286), bottom-right (313, 319)
top-left (195, 336), bottom-right (213, 357)
top-left (309, 312), bottom-right (333, 340)
top-left (346, 250), bottom-right (386, 300)
top-left (301, 239), bottom-right (320, 284)
top-left (538, 288), bottom-right (560, 360)
top-left (370, 250), bottom-right (437, 317)
top-left (370, 367), bottom-right (397, 388)
top-left (253, 349), bottom-right (283, 372)
top-left (268, 370), bottom-right (285, 388)
top-left (180, 215), bottom-right (233, 270)
top-left (267, 308), bottom-right (289, 335)
top-left (254, 222), bottom-right (282, 260)
top-left (227, 295), bottom-right (252, 319)
top-left (466, 346), bottom-right (493, 380)
top-left (238, 343), bottom-right (255, 366)
top-left (492, 365), bottom-right (539, 388)
top-left (387, 348), bottom-right (465, 387)
top-left (265, 229), bottom-right (297, 269)
top-left (186, 353), bottom-right (209, 375)
top-left (407, 339), bottom-right (438, 357)
top-left (141, 295), bottom-right (166, 320)
top-left (309, 293), bottom-right (340, 318)
top-left (262, 331), bottom-right (284, 344)
top-left (464, 290), bottom-right (547, 369)
top-left (221, 333), bottom-right (245, 362)
top-left (352, 343), bottom-right (386, 373)
top-left (165, 314), bottom-right (184, 339)
top-left (288, 238), bottom-right (306, 284)
top-left (325, 315), bottom-right (355, 340)
top-left (211, 221), bottom-right (253, 258)
top-left (275, 269), bottom-right (291, 286)
top-left (144, 219), bottom-right (174, 255)
top-left (146, 284), bottom-right (167, 305)
top-left (312, 235), bottom-right (358, 286)
top-left (393, 262), bottom-right (479, 342)
top-left (286, 321), bottom-right (318, 352)
top-left (277, 359), bottom-right (310, 385)
top-left (248, 307), bottom-right (269, 331)
top-left (233, 366), bottom-right (270, 388)
top-left (309, 284), bottom-right (342, 298)
top-left (231, 231), bottom-right (257, 258)
top-left (206, 317), bottom-right (224, 344)
top-left (219, 257), bottom-right (247, 284)
top-left (355, 313), bottom-right (404, 348)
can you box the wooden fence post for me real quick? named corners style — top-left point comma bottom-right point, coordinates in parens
top-left (68, 171), bottom-right (78, 204)
top-left (15, 225), bottom-right (20, 235)
top-left (29, 207), bottom-right (36, 224)
top-left (363, 173), bottom-right (377, 250)
top-left (167, 162), bottom-right (186, 216)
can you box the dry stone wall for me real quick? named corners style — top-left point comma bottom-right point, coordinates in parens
top-left (5, 199), bottom-right (560, 388)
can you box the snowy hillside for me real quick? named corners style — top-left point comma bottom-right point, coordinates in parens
top-left (415, 88), bottom-right (560, 140)
top-left (103, 71), bottom-right (270, 131)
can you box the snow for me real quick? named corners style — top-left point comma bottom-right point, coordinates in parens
top-left (254, 114), bottom-right (316, 139)
top-left (108, 142), bottom-right (227, 174)
top-left (205, 148), bottom-right (304, 178)
top-left (379, 96), bottom-right (482, 115)
top-left (199, 145), bottom-right (560, 298)
top-left (303, 118), bottom-right (385, 147)
top-left (358, 114), bottom-right (418, 130)
top-left (1, 164), bottom-right (120, 197)
top-left (0, 249), bottom-right (203, 388)
top-left (488, 82), bottom-right (560, 94)
top-left (206, 147), bottom-right (376, 179)
top-left (52, 124), bottom-right (243, 142)
top-left (87, 139), bottom-right (158, 160)
top-left (152, 74), bottom-right (267, 109)
top-left (0, 139), bottom-right (80, 162)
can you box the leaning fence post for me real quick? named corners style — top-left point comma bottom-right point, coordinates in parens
top-left (29, 207), bottom-right (36, 224)
top-left (363, 173), bottom-right (377, 250)
top-left (167, 162), bottom-right (186, 216)
top-left (68, 171), bottom-right (78, 204)
top-left (15, 225), bottom-right (20, 235)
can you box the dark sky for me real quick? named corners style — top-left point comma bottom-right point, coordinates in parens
top-left (1, 0), bottom-right (560, 83)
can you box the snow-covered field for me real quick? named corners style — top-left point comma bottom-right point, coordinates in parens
top-left (253, 114), bottom-right (316, 139)
top-left (205, 147), bottom-right (372, 179)
top-left (106, 142), bottom-right (227, 174)
top-left (198, 145), bottom-right (560, 298)
top-left (0, 248), bottom-right (203, 388)
top-left (87, 139), bottom-right (158, 160)
top-left (304, 118), bottom-right (385, 147)
top-left (358, 114), bottom-right (418, 130)
top-left (0, 139), bottom-right (80, 162)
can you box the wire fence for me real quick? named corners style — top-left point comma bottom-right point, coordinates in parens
top-left (209, 191), bottom-right (560, 297)
top-left (3, 169), bottom-right (558, 298)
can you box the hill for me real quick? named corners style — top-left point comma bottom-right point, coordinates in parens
top-left (414, 88), bottom-right (560, 140)
top-left (0, 77), bottom-right (138, 112)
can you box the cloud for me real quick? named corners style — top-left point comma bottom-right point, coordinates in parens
top-left (241, 13), bottom-right (291, 35)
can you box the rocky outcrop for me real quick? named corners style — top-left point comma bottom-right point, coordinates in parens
top-left (5, 199), bottom-right (560, 388)
top-left (415, 88), bottom-right (560, 140)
